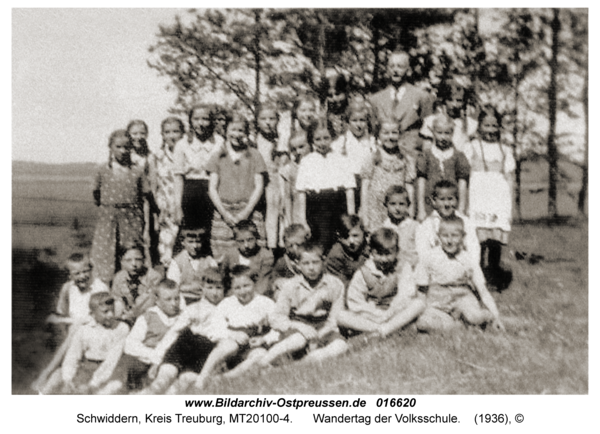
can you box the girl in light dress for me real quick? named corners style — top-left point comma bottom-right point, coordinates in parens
top-left (464, 105), bottom-right (515, 282)
top-left (360, 116), bottom-right (416, 232)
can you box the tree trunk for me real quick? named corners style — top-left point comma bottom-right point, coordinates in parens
top-left (317, 12), bottom-right (325, 76)
top-left (547, 8), bottom-right (560, 218)
top-left (372, 23), bottom-right (381, 93)
top-left (253, 10), bottom-right (261, 127)
top-left (512, 69), bottom-right (522, 222)
top-left (578, 63), bottom-right (588, 215)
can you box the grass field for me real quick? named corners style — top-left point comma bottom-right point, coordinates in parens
top-left (11, 160), bottom-right (588, 394)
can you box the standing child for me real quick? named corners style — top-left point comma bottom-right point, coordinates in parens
top-left (416, 180), bottom-right (480, 267)
top-left (464, 106), bottom-right (515, 285)
top-left (127, 120), bottom-right (157, 266)
top-left (325, 214), bottom-right (369, 288)
top-left (40, 293), bottom-right (130, 395)
top-left (127, 120), bottom-right (150, 170)
top-left (360, 116), bottom-right (417, 229)
top-left (221, 220), bottom-right (274, 296)
top-left (261, 242), bottom-right (348, 366)
top-left (266, 224), bottom-right (309, 300)
top-left (206, 112), bottom-right (267, 258)
top-left (381, 185), bottom-right (419, 268)
top-left (331, 100), bottom-right (376, 192)
top-left (111, 244), bottom-right (162, 325)
top-left (218, 265), bottom-right (280, 378)
top-left (90, 129), bottom-right (149, 283)
top-left (149, 117), bottom-right (185, 266)
top-left (338, 228), bottom-right (425, 337)
top-left (279, 130), bottom-right (311, 227)
top-left (255, 103), bottom-right (283, 249)
top-left (415, 216), bottom-right (503, 332)
top-left (280, 95), bottom-right (318, 151)
top-left (416, 113), bottom-right (470, 221)
top-left (173, 104), bottom-right (224, 232)
top-left (420, 79), bottom-right (477, 154)
top-left (320, 68), bottom-right (349, 138)
top-left (167, 227), bottom-right (219, 305)
top-left (295, 117), bottom-right (356, 254)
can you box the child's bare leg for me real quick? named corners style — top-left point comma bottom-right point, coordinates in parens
top-left (95, 380), bottom-right (124, 395)
top-left (379, 298), bottom-right (426, 337)
top-left (39, 369), bottom-right (63, 394)
top-left (304, 339), bottom-right (348, 362)
top-left (223, 348), bottom-right (268, 379)
top-left (416, 307), bottom-right (460, 332)
top-left (145, 364), bottom-right (178, 394)
top-left (265, 183), bottom-right (280, 249)
top-left (259, 333), bottom-right (307, 367)
top-left (193, 340), bottom-right (240, 390)
top-left (457, 297), bottom-right (494, 326)
top-left (337, 310), bottom-right (380, 333)
top-left (166, 372), bottom-right (197, 395)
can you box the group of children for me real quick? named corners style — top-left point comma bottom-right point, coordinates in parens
top-left (36, 54), bottom-right (516, 394)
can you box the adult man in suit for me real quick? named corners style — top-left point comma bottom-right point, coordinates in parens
top-left (369, 51), bottom-right (434, 157)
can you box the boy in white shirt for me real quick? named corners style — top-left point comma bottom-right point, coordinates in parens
top-left (415, 216), bottom-right (503, 332)
top-left (416, 180), bottom-right (480, 265)
top-left (39, 292), bottom-right (129, 394)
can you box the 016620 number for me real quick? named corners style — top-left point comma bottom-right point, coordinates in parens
top-left (376, 398), bottom-right (416, 408)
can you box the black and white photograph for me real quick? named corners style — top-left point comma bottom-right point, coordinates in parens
top-left (12, 7), bottom-right (588, 399)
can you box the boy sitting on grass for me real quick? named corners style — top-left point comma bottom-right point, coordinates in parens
top-left (261, 242), bottom-right (348, 366)
top-left (151, 267), bottom-right (238, 394)
top-left (222, 220), bottom-right (274, 296)
top-left (120, 278), bottom-right (182, 393)
top-left (338, 228), bottom-right (425, 338)
top-left (167, 227), bottom-right (219, 305)
top-left (47, 253), bottom-right (109, 328)
top-left (266, 224), bottom-right (309, 300)
top-left (416, 180), bottom-right (480, 265)
top-left (415, 216), bottom-right (504, 332)
top-left (40, 292), bottom-right (129, 394)
top-left (219, 265), bottom-right (280, 378)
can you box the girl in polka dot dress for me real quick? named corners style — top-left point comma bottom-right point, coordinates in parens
top-left (90, 130), bottom-right (150, 284)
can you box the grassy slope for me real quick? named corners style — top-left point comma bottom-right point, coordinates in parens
top-left (200, 222), bottom-right (587, 395)
top-left (11, 160), bottom-right (588, 394)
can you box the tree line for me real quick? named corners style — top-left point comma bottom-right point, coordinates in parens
top-left (148, 8), bottom-right (588, 219)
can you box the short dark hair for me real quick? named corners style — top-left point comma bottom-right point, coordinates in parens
top-left (384, 185), bottom-right (410, 206)
top-left (202, 267), bottom-right (225, 287)
top-left (234, 220), bottom-right (260, 239)
top-left (230, 264), bottom-right (258, 283)
top-left (117, 242), bottom-right (145, 262)
top-left (298, 241), bottom-right (325, 259)
top-left (369, 228), bottom-right (399, 254)
top-left (432, 180), bottom-right (458, 199)
top-left (336, 214), bottom-right (365, 240)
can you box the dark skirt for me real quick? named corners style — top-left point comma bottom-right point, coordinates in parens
top-left (306, 189), bottom-right (346, 254)
top-left (182, 179), bottom-right (213, 231)
top-left (163, 328), bottom-right (216, 373)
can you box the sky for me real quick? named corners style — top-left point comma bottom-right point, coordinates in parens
top-left (11, 7), bottom-right (587, 164)
top-left (13, 8), bottom-right (187, 164)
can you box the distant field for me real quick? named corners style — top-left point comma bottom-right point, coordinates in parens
top-left (11, 160), bottom-right (587, 394)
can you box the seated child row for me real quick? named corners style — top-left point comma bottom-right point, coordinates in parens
top-left (43, 180), bottom-right (502, 394)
